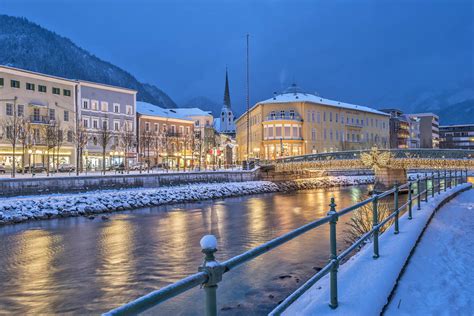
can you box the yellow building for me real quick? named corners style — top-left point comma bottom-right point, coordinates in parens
top-left (236, 84), bottom-right (390, 161)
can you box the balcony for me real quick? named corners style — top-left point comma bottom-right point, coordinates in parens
top-left (30, 115), bottom-right (51, 124)
top-left (265, 113), bottom-right (303, 122)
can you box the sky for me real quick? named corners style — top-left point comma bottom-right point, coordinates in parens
top-left (0, 0), bottom-right (473, 115)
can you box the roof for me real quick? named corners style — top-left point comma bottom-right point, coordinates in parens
top-left (172, 107), bottom-right (213, 117)
top-left (440, 124), bottom-right (474, 128)
top-left (0, 64), bottom-right (77, 85)
top-left (137, 101), bottom-right (191, 120)
top-left (78, 80), bottom-right (137, 94)
top-left (258, 88), bottom-right (389, 116)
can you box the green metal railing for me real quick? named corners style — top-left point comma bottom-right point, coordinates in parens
top-left (104, 169), bottom-right (469, 316)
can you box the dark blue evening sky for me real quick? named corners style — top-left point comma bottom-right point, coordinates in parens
top-left (0, 0), bottom-right (472, 114)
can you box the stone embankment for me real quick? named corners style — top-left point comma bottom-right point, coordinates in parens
top-left (0, 176), bottom-right (375, 225)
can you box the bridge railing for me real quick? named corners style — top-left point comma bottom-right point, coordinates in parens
top-left (103, 169), bottom-right (470, 316)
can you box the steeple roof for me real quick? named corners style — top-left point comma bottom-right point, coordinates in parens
top-left (223, 68), bottom-right (231, 109)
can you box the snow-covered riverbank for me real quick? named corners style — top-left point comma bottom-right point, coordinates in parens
top-left (0, 176), bottom-right (377, 225)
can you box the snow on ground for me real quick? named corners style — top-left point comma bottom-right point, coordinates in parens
top-left (385, 189), bottom-right (474, 315)
top-left (281, 183), bottom-right (472, 316)
top-left (0, 175), bottom-right (374, 225)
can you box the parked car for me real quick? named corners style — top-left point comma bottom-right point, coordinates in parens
top-left (17, 164), bottom-right (47, 173)
top-left (0, 165), bottom-right (6, 174)
top-left (58, 164), bottom-right (75, 172)
top-left (129, 162), bottom-right (148, 171)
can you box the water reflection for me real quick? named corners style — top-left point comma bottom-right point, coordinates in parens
top-left (0, 180), bottom-right (469, 315)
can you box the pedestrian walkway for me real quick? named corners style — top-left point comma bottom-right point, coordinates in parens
top-left (385, 189), bottom-right (474, 315)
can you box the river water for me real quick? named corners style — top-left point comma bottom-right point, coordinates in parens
top-left (0, 181), bottom-right (439, 315)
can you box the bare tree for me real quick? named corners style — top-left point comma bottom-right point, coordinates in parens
top-left (53, 121), bottom-right (66, 172)
top-left (1, 97), bottom-right (21, 178)
top-left (139, 129), bottom-right (153, 173)
top-left (97, 124), bottom-right (113, 175)
top-left (42, 120), bottom-right (59, 176)
top-left (74, 123), bottom-right (89, 175)
top-left (119, 121), bottom-right (135, 174)
top-left (17, 117), bottom-right (34, 174)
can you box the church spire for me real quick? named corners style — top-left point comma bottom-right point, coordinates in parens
top-left (223, 68), bottom-right (231, 109)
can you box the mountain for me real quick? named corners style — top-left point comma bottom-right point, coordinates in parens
top-left (0, 15), bottom-right (177, 108)
top-left (182, 96), bottom-right (222, 116)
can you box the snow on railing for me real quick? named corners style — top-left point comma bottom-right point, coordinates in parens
top-left (103, 169), bottom-right (469, 316)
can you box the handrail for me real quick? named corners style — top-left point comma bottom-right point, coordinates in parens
top-left (103, 169), bottom-right (469, 316)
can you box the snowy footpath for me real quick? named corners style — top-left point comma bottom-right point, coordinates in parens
top-left (385, 189), bottom-right (474, 315)
top-left (0, 175), bottom-right (373, 225)
top-left (282, 183), bottom-right (472, 316)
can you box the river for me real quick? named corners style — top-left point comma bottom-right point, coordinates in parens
top-left (0, 181), bottom-right (434, 315)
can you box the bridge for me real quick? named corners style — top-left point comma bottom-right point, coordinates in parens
top-left (273, 148), bottom-right (474, 191)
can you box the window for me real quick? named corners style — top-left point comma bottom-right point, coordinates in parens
top-left (126, 105), bottom-right (133, 115)
top-left (114, 121), bottom-right (120, 131)
top-left (0, 78), bottom-right (3, 86)
top-left (179, 126), bottom-right (184, 135)
top-left (67, 131), bottom-right (73, 142)
top-left (6, 103), bottom-right (13, 116)
top-left (57, 130), bottom-right (63, 142)
top-left (113, 103), bottom-right (120, 113)
top-left (6, 126), bottom-right (13, 139)
top-left (83, 118), bottom-right (89, 128)
top-left (195, 120), bottom-right (200, 127)
top-left (82, 99), bottom-right (89, 109)
top-left (49, 109), bottom-right (55, 121)
top-left (33, 108), bottom-right (40, 121)
top-left (26, 83), bottom-right (35, 91)
top-left (39, 85), bottom-right (47, 93)
top-left (317, 112), bottom-right (321, 123)
top-left (311, 128), bottom-right (316, 141)
top-left (330, 112), bottom-right (333, 122)
top-left (52, 87), bottom-right (60, 95)
top-left (311, 112), bottom-right (315, 122)
top-left (154, 123), bottom-right (159, 132)
top-left (101, 101), bottom-right (108, 112)
top-left (186, 126), bottom-right (190, 135)
top-left (63, 89), bottom-right (71, 96)
top-left (102, 120), bottom-right (108, 130)
top-left (171, 125), bottom-right (176, 133)
top-left (17, 104), bottom-right (24, 117)
top-left (11, 80), bottom-right (20, 88)
top-left (145, 122), bottom-right (150, 132)
top-left (64, 110), bottom-right (69, 122)
top-left (92, 119), bottom-right (98, 129)
top-left (335, 114), bottom-right (338, 123)
top-left (275, 125), bottom-right (282, 138)
top-left (91, 100), bottom-right (99, 111)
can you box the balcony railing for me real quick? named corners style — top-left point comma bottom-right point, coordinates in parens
top-left (29, 115), bottom-right (51, 124)
top-left (265, 114), bottom-right (303, 122)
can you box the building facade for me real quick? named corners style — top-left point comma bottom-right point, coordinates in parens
top-left (215, 69), bottom-right (236, 136)
top-left (381, 109), bottom-right (410, 149)
top-left (0, 65), bottom-right (77, 171)
top-left (407, 113), bottom-right (439, 148)
top-left (439, 124), bottom-right (474, 150)
top-left (136, 102), bottom-right (195, 170)
top-left (77, 81), bottom-right (137, 170)
top-left (236, 84), bottom-right (390, 161)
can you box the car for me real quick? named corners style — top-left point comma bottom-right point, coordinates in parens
top-left (17, 164), bottom-right (47, 173)
top-left (0, 165), bottom-right (6, 174)
top-left (58, 164), bottom-right (75, 172)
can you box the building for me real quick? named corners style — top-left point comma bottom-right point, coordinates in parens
top-left (439, 124), bottom-right (474, 150)
top-left (235, 84), bottom-right (390, 161)
top-left (214, 69), bottom-right (236, 136)
top-left (77, 81), bottom-right (137, 171)
top-left (172, 108), bottom-right (216, 169)
top-left (136, 102), bottom-right (195, 170)
top-left (407, 113), bottom-right (439, 148)
top-left (0, 65), bottom-right (77, 171)
top-left (380, 109), bottom-right (410, 149)
top-left (405, 114), bottom-right (420, 148)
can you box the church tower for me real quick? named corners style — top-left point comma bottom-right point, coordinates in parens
top-left (219, 68), bottom-right (236, 135)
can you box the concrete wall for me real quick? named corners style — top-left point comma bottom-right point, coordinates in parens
top-left (0, 170), bottom-right (259, 197)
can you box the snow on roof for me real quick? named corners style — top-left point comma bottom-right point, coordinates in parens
top-left (258, 85), bottom-right (389, 116)
top-left (137, 101), bottom-right (189, 120)
top-left (172, 108), bottom-right (213, 117)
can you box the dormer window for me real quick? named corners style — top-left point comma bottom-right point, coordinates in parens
top-left (280, 110), bottom-right (285, 118)
top-left (270, 111), bottom-right (276, 119)
top-left (289, 110), bottom-right (295, 119)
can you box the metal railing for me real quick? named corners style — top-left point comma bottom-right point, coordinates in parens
top-left (104, 169), bottom-right (469, 316)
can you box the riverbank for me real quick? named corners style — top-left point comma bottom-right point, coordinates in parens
top-left (0, 175), bottom-right (375, 225)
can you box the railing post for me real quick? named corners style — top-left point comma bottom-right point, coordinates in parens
top-left (431, 172), bottom-right (435, 198)
top-left (372, 195), bottom-right (380, 259)
top-left (393, 183), bottom-right (399, 234)
top-left (444, 170), bottom-right (447, 192)
top-left (408, 181), bottom-right (413, 220)
top-left (437, 170), bottom-right (441, 195)
top-left (448, 170), bottom-right (452, 189)
top-left (417, 176), bottom-right (421, 210)
top-left (327, 197), bottom-right (339, 309)
top-left (424, 173), bottom-right (428, 202)
top-left (466, 168), bottom-right (469, 183)
top-left (198, 235), bottom-right (224, 316)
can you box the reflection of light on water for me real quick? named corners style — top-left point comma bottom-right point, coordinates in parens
top-left (293, 207), bottom-right (302, 214)
top-left (350, 186), bottom-right (364, 202)
top-left (98, 217), bottom-right (135, 294)
top-left (15, 229), bottom-right (62, 314)
top-left (247, 198), bottom-right (266, 245)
